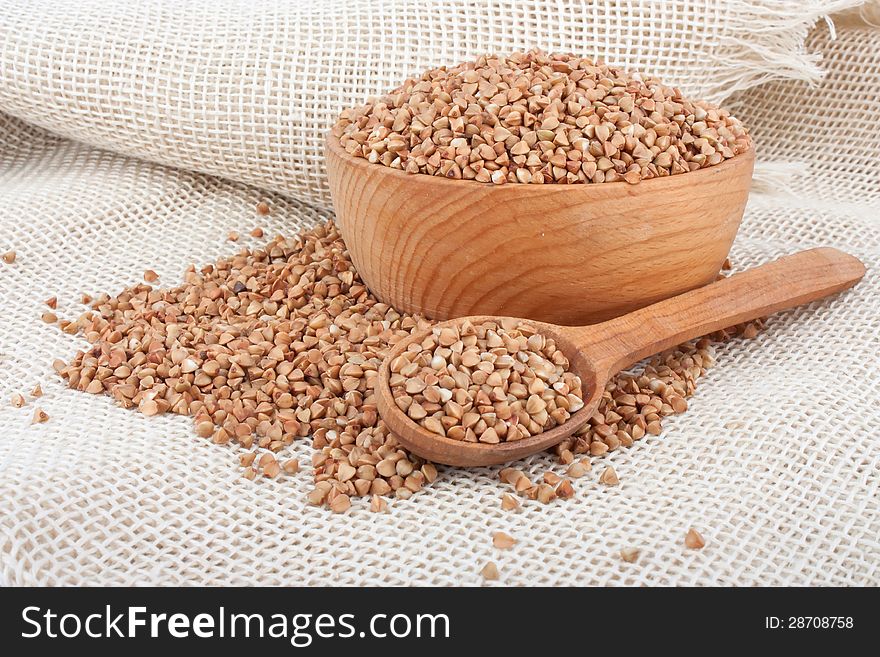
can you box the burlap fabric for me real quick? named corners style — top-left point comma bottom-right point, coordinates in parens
top-left (0, 0), bottom-right (877, 586)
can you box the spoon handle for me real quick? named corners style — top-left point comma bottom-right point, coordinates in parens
top-left (579, 247), bottom-right (865, 377)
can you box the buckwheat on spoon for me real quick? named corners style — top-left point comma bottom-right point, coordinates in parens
top-left (387, 318), bottom-right (585, 445)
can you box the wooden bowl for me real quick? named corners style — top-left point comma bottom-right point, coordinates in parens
top-left (325, 134), bottom-right (755, 325)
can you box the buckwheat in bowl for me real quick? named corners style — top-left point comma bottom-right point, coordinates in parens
top-left (326, 50), bottom-right (754, 325)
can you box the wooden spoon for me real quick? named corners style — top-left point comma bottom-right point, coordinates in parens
top-left (375, 247), bottom-right (865, 466)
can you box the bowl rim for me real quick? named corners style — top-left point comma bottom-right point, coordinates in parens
top-left (325, 131), bottom-right (756, 194)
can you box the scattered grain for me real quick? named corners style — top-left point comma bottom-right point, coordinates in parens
top-left (536, 483), bottom-right (557, 504)
top-left (44, 296), bottom-right (57, 309)
top-left (499, 468), bottom-right (524, 485)
top-left (555, 478), bottom-right (575, 498)
top-left (55, 221), bottom-right (440, 509)
top-left (550, 332), bottom-right (744, 465)
top-left (195, 420), bottom-right (214, 438)
top-left (250, 227), bottom-right (264, 238)
top-left (256, 201), bottom-right (270, 216)
top-left (685, 528), bottom-right (706, 549)
top-left (543, 471), bottom-right (562, 485)
top-left (53, 218), bottom-right (760, 513)
top-left (620, 547), bottom-right (640, 563)
top-left (514, 476), bottom-right (534, 493)
top-left (480, 561), bottom-right (499, 581)
top-left (493, 531), bottom-right (516, 549)
top-left (31, 384), bottom-right (43, 398)
top-left (143, 269), bottom-right (159, 282)
top-left (138, 398), bottom-right (160, 416)
top-left (307, 485), bottom-right (330, 506)
top-left (227, 231), bottom-right (239, 242)
top-left (370, 494), bottom-right (388, 513)
top-left (421, 463), bottom-right (438, 483)
top-left (2, 251), bottom-right (15, 264)
top-left (32, 408), bottom-right (49, 424)
top-left (501, 493), bottom-right (520, 511)
top-left (599, 465), bottom-right (619, 486)
top-left (41, 312), bottom-right (57, 324)
top-left (741, 322), bottom-right (759, 339)
top-left (11, 393), bottom-right (25, 408)
top-left (330, 493), bottom-right (352, 513)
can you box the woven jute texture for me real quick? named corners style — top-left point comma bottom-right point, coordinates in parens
top-left (0, 1), bottom-right (878, 586)
top-left (0, 0), bottom-right (863, 209)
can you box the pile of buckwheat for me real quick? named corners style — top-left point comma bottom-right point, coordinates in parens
top-left (50, 219), bottom-right (759, 512)
top-left (333, 49), bottom-right (750, 185)
top-left (389, 320), bottom-right (584, 443)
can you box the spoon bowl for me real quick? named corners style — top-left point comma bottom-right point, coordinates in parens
top-left (376, 316), bottom-right (606, 466)
top-left (376, 248), bottom-right (866, 466)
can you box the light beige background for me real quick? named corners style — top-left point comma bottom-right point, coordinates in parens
top-left (0, 0), bottom-right (877, 585)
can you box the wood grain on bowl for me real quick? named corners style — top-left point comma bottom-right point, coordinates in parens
top-left (326, 133), bottom-right (755, 325)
